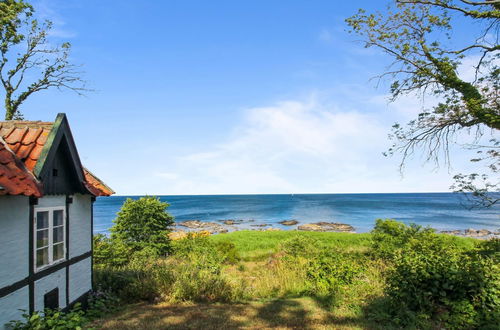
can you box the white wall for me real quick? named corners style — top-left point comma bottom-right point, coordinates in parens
top-left (36, 195), bottom-right (65, 208)
top-left (0, 195), bottom-right (29, 287)
top-left (33, 268), bottom-right (67, 312)
top-left (0, 193), bottom-right (93, 326)
top-left (69, 258), bottom-right (92, 302)
top-left (0, 286), bottom-right (29, 329)
top-left (69, 194), bottom-right (92, 258)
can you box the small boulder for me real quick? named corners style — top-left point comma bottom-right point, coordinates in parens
top-left (279, 220), bottom-right (299, 226)
top-left (297, 223), bottom-right (324, 231)
top-left (298, 222), bottom-right (355, 232)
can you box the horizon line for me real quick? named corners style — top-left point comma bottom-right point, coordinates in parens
top-left (107, 191), bottom-right (462, 197)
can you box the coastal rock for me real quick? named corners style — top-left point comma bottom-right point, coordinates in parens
top-left (297, 224), bottom-right (323, 231)
top-left (177, 220), bottom-right (228, 233)
top-left (464, 228), bottom-right (492, 237)
top-left (298, 222), bottom-right (355, 232)
top-left (222, 220), bottom-right (236, 225)
top-left (279, 220), bottom-right (299, 226)
top-left (250, 224), bottom-right (268, 227)
top-left (178, 220), bottom-right (206, 229)
top-left (440, 230), bottom-right (462, 236)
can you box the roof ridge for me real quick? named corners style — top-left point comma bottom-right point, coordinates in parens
top-left (83, 167), bottom-right (115, 195)
top-left (0, 120), bottom-right (54, 129)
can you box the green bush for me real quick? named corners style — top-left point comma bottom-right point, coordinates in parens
top-left (8, 304), bottom-right (87, 330)
top-left (278, 235), bottom-right (320, 258)
top-left (386, 233), bottom-right (500, 328)
top-left (167, 236), bottom-right (244, 302)
top-left (168, 258), bottom-right (238, 302)
top-left (371, 218), bottom-right (436, 258)
top-left (86, 290), bottom-right (121, 319)
top-left (306, 251), bottom-right (363, 295)
top-left (93, 233), bottom-right (131, 268)
top-left (110, 196), bottom-right (174, 255)
top-left (215, 241), bottom-right (240, 264)
top-left (93, 268), bottom-right (140, 299)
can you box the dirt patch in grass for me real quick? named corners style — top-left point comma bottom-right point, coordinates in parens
top-left (90, 297), bottom-right (380, 329)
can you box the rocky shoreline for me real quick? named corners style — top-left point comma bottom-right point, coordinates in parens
top-left (173, 219), bottom-right (499, 239)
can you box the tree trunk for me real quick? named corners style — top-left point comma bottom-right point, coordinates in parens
top-left (4, 94), bottom-right (15, 120)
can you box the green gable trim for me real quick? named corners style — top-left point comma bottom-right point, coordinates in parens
top-left (33, 113), bottom-right (65, 178)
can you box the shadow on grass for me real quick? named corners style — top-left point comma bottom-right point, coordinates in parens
top-left (256, 299), bottom-right (311, 328)
top-left (93, 295), bottom-right (399, 329)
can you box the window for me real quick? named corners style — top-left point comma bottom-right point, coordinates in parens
top-left (35, 207), bottom-right (65, 271)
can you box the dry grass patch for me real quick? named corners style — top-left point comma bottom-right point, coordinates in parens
top-left (90, 297), bottom-right (376, 330)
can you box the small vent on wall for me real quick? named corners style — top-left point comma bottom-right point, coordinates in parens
top-left (44, 288), bottom-right (59, 310)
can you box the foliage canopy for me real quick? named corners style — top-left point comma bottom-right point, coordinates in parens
top-left (347, 0), bottom-right (500, 207)
top-left (0, 0), bottom-right (87, 120)
top-left (110, 196), bottom-right (175, 255)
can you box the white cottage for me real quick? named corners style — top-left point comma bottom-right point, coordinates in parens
top-left (0, 113), bottom-right (113, 328)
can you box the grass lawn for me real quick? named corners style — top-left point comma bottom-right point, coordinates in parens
top-left (209, 230), bottom-right (373, 260)
top-left (90, 230), bottom-right (477, 329)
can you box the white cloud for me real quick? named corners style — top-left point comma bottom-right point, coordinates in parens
top-left (134, 95), bottom-right (460, 195)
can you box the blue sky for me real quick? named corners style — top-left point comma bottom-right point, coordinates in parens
top-left (15, 0), bottom-right (490, 195)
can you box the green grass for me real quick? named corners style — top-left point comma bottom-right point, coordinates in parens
top-left (92, 230), bottom-right (481, 329)
top-left (208, 230), bottom-right (373, 260)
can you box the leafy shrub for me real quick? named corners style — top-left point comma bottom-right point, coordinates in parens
top-left (168, 258), bottom-right (239, 302)
top-left (167, 236), bottom-right (243, 302)
top-left (386, 233), bottom-right (500, 328)
top-left (93, 233), bottom-right (131, 268)
top-left (215, 241), bottom-right (240, 264)
top-left (278, 235), bottom-right (320, 258)
top-left (371, 218), bottom-right (435, 258)
top-left (86, 290), bottom-right (121, 319)
top-left (110, 196), bottom-right (174, 255)
top-left (8, 304), bottom-right (87, 330)
top-left (306, 251), bottom-right (363, 295)
top-left (93, 268), bottom-right (141, 299)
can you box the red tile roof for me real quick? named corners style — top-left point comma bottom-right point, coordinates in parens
top-left (0, 119), bottom-right (112, 197)
top-left (0, 121), bottom-right (52, 171)
top-left (0, 137), bottom-right (43, 197)
top-left (83, 168), bottom-right (115, 196)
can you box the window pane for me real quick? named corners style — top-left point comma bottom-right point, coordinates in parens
top-left (36, 229), bottom-right (49, 248)
top-left (53, 243), bottom-right (64, 261)
top-left (53, 226), bottom-right (64, 243)
top-left (36, 248), bottom-right (49, 268)
top-left (36, 211), bottom-right (49, 229)
top-left (53, 210), bottom-right (64, 226)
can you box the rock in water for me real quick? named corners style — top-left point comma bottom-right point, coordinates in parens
top-left (464, 228), bottom-right (492, 237)
top-left (177, 220), bottom-right (229, 233)
top-left (279, 220), bottom-right (299, 226)
top-left (298, 222), bottom-right (355, 232)
top-left (297, 224), bottom-right (323, 231)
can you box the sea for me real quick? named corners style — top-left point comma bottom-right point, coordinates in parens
top-left (93, 193), bottom-right (499, 234)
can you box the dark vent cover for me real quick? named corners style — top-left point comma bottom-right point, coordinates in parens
top-left (44, 288), bottom-right (59, 310)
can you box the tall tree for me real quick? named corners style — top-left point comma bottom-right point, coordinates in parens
top-left (0, 0), bottom-right (87, 120)
top-left (347, 0), bottom-right (499, 207)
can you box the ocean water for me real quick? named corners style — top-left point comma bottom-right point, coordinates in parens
top-left (93, 193), bottom-right (499, 234)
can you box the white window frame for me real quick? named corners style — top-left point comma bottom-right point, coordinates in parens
top-left (34, 206), bottom-right (66, 272)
